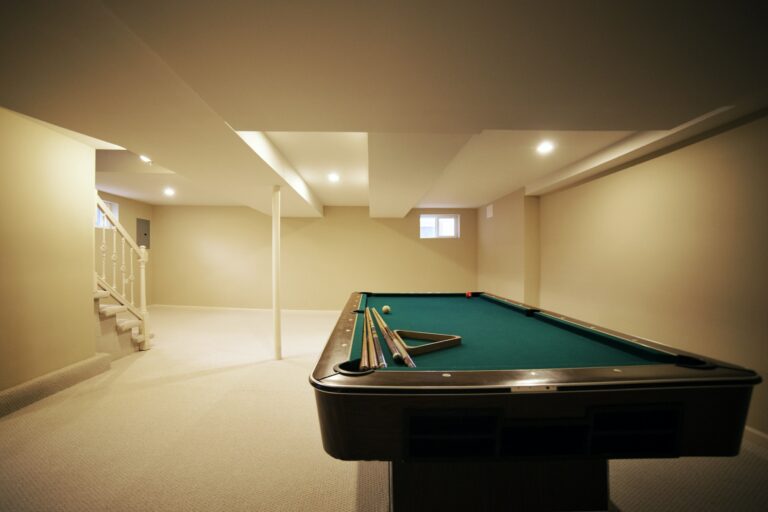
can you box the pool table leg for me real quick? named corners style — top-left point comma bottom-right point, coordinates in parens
top-left (389, 459), bottom-right (608, 512)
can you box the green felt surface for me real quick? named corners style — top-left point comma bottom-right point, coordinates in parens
top-left (351, 293), bottom-right (677, 371)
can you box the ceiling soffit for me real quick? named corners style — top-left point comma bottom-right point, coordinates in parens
top-left (368, 133), bottom-right (472, 217)
top-left (0, 2), bottom-right (320, 217)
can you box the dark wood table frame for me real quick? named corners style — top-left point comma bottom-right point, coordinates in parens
top-left (311, 292), bottom-right (761, 511)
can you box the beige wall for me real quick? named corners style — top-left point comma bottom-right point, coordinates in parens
top-left (150, 205), bottom-right (272, 309)
top-left (539, 116), bottom-right (768, 432)
top-left (0, 107), bottom-right (96, 391)
top-left (96, 192), bottom-right (154, 304)
top-left (477, 190), bottom-right (540, 305)
top-left (151, 205), bottom-right (477, 310)
top-left (283, 207), bottom-right (477, 309)
top-left (523, 196), bottom-right (540, 306)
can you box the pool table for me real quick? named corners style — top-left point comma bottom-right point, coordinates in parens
top-left (311, 292), bottom-right (761, 511)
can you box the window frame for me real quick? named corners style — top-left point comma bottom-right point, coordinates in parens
top-left (419, 213), bottom-right (461, 239)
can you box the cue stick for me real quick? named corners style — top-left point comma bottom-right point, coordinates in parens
top-left (360, 310), bottom-right (370, 370)
top-left (372, 308), bottom-right (416, 368)
top-left (365, 307), bottom-right (387, 368)
top-left (388, 329), bottom-right (417, 368)
top-left (364, 308), bottom-right (378, 369)
top-left (370, 308), bottom-right (403, 362)
top-left (370, 307), bottom-right (404, 362)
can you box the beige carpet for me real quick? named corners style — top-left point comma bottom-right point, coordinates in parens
top-left (0, 306), bottom-right (766, 511)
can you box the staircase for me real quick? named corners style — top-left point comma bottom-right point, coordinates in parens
top-left (94, 192), bottom-right (152, 355)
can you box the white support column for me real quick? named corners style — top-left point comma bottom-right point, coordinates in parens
top-left (272, 185), bottom-right (282, 360)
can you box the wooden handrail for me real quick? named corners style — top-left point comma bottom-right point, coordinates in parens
top-left (96, 194), bottom-right (143, 254)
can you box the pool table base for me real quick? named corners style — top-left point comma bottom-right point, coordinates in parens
top-left (389, 458), bottom-right (608, 512)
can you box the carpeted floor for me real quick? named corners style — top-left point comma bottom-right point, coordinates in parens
top-left (0, 306), bottom-right (766, 511)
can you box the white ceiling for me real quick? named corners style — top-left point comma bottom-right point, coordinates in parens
top-left (265, 132), bottom-right (369, 206)
top-left (368, 133), bottom-right (473, 217)
top-left (419, 130), bottom-right (635, 208)
top-left (20, 113), bottom-right (125, 150)
top-left (1, 2), bottom-right (767, 216)
top-left (97, 170), bottom-right (234, 206)
top-left (102, 1), bottom-right (768, 132)
top-left (95, 149), bottom-right (241, 206)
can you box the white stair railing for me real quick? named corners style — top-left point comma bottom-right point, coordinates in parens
top-left (95, 192), bottom-right (150, 350)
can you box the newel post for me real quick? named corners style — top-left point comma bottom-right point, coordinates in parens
top-left (139, 245), bottom-right (150, 350)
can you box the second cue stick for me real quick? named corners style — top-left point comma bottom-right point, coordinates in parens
top-left (388, 328), bottom-right (416, 368)
top-left (360, 310), bottom-right (370, 370)
top-left (366, 307), bottom-right (387, 368)
top-left (372, 308), bottom-right (416, 368)
top-left (364, 308), bottom-right (378, 369)
top-left (370, 307), bottom-right (403, 362)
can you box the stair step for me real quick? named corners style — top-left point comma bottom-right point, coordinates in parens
top-left (116, 318), bottom-right (141, 332)
top-left (93, 290), bottom-right (110, 300)
top-left (131, 332), bottom-right (155, 344)
top-left (99, 304), bottom-right (127, 317)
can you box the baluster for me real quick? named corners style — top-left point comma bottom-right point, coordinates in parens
top-left (111, 225), bottom-right (117, 288)
top-left (120, 237), bottom-right (126, 296)
top-left (130, 248), bottom-right (135, 305)
top-left (100, 223), bottom-right (107, 280)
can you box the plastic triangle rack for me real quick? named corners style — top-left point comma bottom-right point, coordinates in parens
top-left (393, 330), bottom-right (461, 356)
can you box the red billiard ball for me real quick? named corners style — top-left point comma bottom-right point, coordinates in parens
top-left (466, 292), bottom-right (472, 298)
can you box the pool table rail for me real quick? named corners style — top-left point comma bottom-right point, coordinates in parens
top-left (310, 292), bottom-right (761, 393)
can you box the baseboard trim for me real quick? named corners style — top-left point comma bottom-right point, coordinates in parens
top-left (151, 303), bottom-right (271, 312)
top-left (150, 304), bottom-right (338, 314)
top-left (744, 426), bottom-right (768, 450)
top-left (0, 353), bottom-right (111, 418)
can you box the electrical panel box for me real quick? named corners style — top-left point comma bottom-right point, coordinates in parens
top-left (136, 218), bottom-right (150, 249)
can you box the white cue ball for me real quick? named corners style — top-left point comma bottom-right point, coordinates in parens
top-left (382, 305), bottom-right (391, 314)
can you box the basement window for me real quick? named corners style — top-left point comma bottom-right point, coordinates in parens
top-left (95, 200), bottom-right (119, 228)
top-left (420, 214), bottom-right (460, 239)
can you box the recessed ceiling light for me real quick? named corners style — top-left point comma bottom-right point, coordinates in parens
top-left (163, 187), bottom-right (175, 197)
top-left (139, 154), bottom-right (152, 164)
top-left (328, 172), bottom-right (340, 183)
top-left (536, 140), bottom-right (555, 155)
